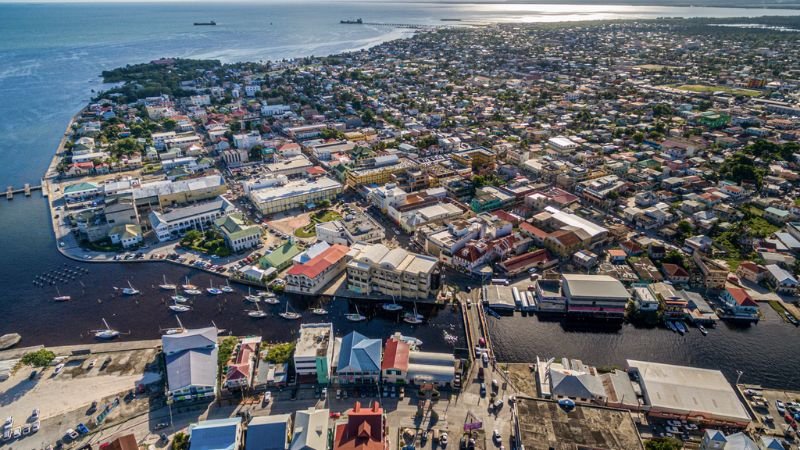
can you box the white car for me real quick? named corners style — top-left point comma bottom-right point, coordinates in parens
top-left (12, 428), bottom-right (21, 439)
top-left (31, 421), bottom-right (40, 433)
top-left (30, 409), bottom-right (39, 421)
top-left (777, 400), bottom-right (786, 414)
top-left (54, 363), bottom-right (65, 375)
top-left (492, 429), bottom-right (501, 441)
top-left (439, 432), bottom-right (448, 447)
top-left (3, 417), bottom-right (12, 430)
top-left (66, 428), bottom-right (79, 440)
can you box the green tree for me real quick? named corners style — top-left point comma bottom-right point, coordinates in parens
top-left (217, 336), bottom-right (239, 375)
top-left (645, 437), bottom-right (682, 450)
top-left (163, 119), bottom-right (177, 131)
top-left (172, 432), bottom-right (190, 450)
top-left (632, 132), bottom-right (645, 144)
top-left (663, 250), bottom-right (686, 268)
top-left (21, 349), bottom-right (56, 367)
top-left (264, 342), bottom-right (296, 364)
top-left (249, 145), bottom-right (264, 162)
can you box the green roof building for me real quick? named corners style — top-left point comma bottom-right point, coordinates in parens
top-left (260, 241), bottom-right (302, 271)
top-left (214, 213), bottom-right (262, 252)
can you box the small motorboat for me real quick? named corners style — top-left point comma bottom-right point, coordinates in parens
top-left (171, 294), bottom-right (189, 303)
top-left (54, 287), bottom-right (71, 302)
top-left (244, 287), bottom-right (261, 303)
top-left (698, 324), bottom-right (708, 335)
top-left (261, 292), bottom-right (280, 305)
top-left (311, 308), bottom-right (328, 316)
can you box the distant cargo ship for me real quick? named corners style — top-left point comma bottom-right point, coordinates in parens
top-left (194, 21), bottom-right (217, 26)
top-left (441, 18), bottom-right (462, 21)
top-left (340, 18), bottom-right (363, 24)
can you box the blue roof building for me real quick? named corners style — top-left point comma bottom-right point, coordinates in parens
top-left (335, 331), bottom-right (382, 385)
top-left (246, 415), bottom-right (292, 450)
top-left (190, 417), bottom-right (242, 450)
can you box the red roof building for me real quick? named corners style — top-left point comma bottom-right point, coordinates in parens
top-left (381, 337), bottom-right (410, 383)
top-left (286, 244), bottom-right (350, 295)
top-left (333, 402), bottom-right (387, 450)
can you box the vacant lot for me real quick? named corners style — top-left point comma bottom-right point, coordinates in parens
top-left (0, 348), bottom-right (161, 422)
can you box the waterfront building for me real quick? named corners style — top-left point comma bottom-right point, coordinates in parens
top-left (632, 285), bottom-right (659, 313)
top-left (149, 197), bottom-right (235, 242)
top-left (214, 213), bottom-right (262, 252)
top-left (248, 176), bottom-right (342, 215)
top-left (561, 274), bottom-right (630, 320)
top-left (333, 402), bottom-right (387, 450)
top-left (260, 241), bottom-right (303, 271)
top-left (334, 331), bottom-right (382, 385)
top-left (346, 243), bottom-right (441, 300)
top-left (294, 323), bottom-right (334, 385)
top-left (108, 223), bottom-right (143, 249)
top-left (692, 252), bottom-right (729, 290)
top-left (162, 327), bottom-right (218, 402)
top-left (63, 182), bottom-right (100, 201)
top-left (290, 408), bottom-right (330, 450)
top-left (627, 360), bottom-right (751, 428)
top-left (189, 417), bottom-right (242, 450)
top-left (285, 244), bottom-right (350, 295)
top-left (719, 286), bottom-right (759, 321)
top-left (381, 337), bottom-right (410, 385)
top-left (533, 279), bottom-right (567, 314)
top-left (765, 264), bottom-right (798, 295)
top-left (246, 415), bottom-right (292, 450)
top-left (132, 174), bottom-right (227, 209)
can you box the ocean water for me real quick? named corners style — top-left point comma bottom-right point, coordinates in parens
top-left (1, 2), bottom-right (800, 387)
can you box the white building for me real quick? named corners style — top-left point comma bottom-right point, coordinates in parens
top-left (234, 132), bottom-right (262, 150)
top-left (315, 212), bottom-right (384, 246)
top-left (149, 197), bottom-right (235, 241)
top-left (248, 176), bottom-right (342, 215)
top-left (285, 244), bottom-right (350, 295)
top-left (294, 323), bottom-right (334, 384)
top-left (547, 136), bottom-right (578, 153)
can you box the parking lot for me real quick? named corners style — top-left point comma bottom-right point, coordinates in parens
top-left (741, 386), bottom-right (800, 439)
top-left (1, 349), bottom-right (162, 446)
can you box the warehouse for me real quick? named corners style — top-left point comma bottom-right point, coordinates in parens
top-left (627, 360), bottom-right (751, 428)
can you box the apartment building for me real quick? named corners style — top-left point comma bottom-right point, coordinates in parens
top-left (347, 243), bottom-right (441, 299)
top-left (294, 323), bottom-right (334, 384)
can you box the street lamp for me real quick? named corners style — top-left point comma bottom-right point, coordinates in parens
top-left (735, 370), bottom-right (744, 386)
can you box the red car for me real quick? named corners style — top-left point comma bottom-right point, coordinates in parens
top-left (329, 412), bottom-right (341, 419)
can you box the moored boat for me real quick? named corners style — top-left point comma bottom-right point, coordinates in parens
top-left (159, 275), bottom-right (177, 291)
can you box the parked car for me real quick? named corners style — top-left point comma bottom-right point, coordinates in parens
top-left (31, 409), bottom-right (39, 421)
top-left (492, 430), bottom-right (501, 442)
top-left (76, 423), bottom-right (89, 435)
top-left (479, 383), bottom-right (486, 396)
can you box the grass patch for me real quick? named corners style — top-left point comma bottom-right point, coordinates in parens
top-left (672, 84), bottom-right (761, 97)
top-left (81, 238), bottom-right (122, 253)
top-left (768, 300), bottom-right (789, 322)
top-left (293, 209), bottom-right (342, 238)
top-left (180, 229), bottom-right (231, 257)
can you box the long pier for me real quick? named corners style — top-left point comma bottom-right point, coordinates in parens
top-left (5, 183), bottom-right (42, 200)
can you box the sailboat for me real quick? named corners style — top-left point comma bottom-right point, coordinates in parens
top-left (182, 277), bottom-right (199, 290)
top-left (206, 279), bottom-right (223, 295)
top-left (403, 302), bottom-right (424, 325)
top-left (261, 291), bottom-right (279, 305)
top-left (279, 302), bottom-right (302, 320)
top-left (345, 304), bottom-right (366, 322)
top-left (159, 275), bottom-right (177, 291)
top-left (169, 299), bottom-right (192, 312)
top-left (244, 287), bottom-right (261, 303)
top-left (382, 297), bottom-right (403, 312)
top-left (211, 320), bottom-right (227, 335)
top-left (53, 287), bottom-right (71, 302)
top-left (248, 302), bottom-right (268, 318)
top-left (161, 317), bottom-right (186, 335)
top-left (171, 287), bottom-right (189, 303)
top-left (311, 307), bottom-right (329, 315)
top-left (121, 281), bottom-right (140, 296)
top-left (221, 280), bottom-right (234, 293)
top-left (92, 318), bottom-right (120, 340)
